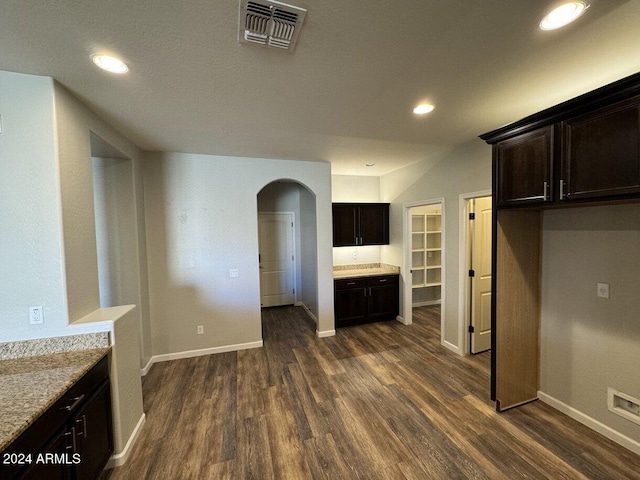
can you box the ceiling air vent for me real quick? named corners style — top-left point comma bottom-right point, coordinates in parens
top-left (239, 0), bottom-right (307, 52)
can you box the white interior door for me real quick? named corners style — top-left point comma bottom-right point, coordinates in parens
top-left (258, 213), bottom-right (295, 307)
top-left (470, 196), bottom-right (492, 353)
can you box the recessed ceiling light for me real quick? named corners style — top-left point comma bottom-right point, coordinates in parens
top-left (365, 163), bottom-right (376, 167)
top-left (540, 2), bottom-right (589, 30)
top-left (91, 54), bottom-right (129, 74)
top-left (413, 104), bottom-right (435, 115)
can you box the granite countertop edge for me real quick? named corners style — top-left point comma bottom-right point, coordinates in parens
top-left (333, 263), bottom-right (401, 279)
top-left (0, 347), bottom-right (110, 452)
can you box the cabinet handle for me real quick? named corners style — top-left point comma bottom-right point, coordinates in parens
top-left (76, 414), bottom-right (87, 438)
top-left (379, 279), bottom-right (387, 283)
top-left (543, 181), bottom-right (549, 201)
top-left (347, 282), bottom-right (355, 286)
top-left (65, 427), bottom-right (77, 452)
top-left (61, 394), bottom-right (85, 412)
top-left (559, 179), bottom-right (566, 200)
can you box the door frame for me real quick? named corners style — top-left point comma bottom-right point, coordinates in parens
top-left (457, 190), bottom-right (492, 355)
top-left (258, 211), bottom-right (298, 307)
top-left (402, 198), bottom-right (445, 344)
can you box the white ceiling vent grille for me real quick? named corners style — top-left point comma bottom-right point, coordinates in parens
top-left (239, 0), bottom-right (307, 52)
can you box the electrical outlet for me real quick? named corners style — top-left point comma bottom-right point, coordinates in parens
top-left (29, 306), bottom-right (44, 325)
top-left (197, 325), bottom-right (204, 335)
top-left (597, 282), bottom-right (610, 299)
top-left (229, 269), bottom-right (239, 278)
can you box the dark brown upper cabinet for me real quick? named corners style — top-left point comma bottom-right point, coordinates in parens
top-left (495, 126), bottom-right (554, 206)
top-left (332, 203), bottom-right (389, 247)
top-left (481, 72), bottom-right (640, 209)
top-left (561, 97), bottom-right (640, 201)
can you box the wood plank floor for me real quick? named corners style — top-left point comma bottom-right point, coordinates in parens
top-left (108, 306), bottom-right (640, 479)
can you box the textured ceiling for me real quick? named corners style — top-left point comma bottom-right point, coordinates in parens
top-left (1, 0), bottom-right (640, 175)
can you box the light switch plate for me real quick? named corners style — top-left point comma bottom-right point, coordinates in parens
top-left (597, 282), bottom-right (610, 299)
top-left (230, 268), bottom-right (239, 278)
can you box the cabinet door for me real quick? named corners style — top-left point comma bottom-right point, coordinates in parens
top-left (334, 279), bottom-right (368, 327)
top-left (73, 381), bottom-right (113, 480)
top-left (21, 428), bottom-right (72, 480)
top-left (367, 276), bottom-right (399, 323)
top-left (561, 98), bottom-right (640, 200)
top-left (495, 126), bottom-right (553, 206)
top-left (359, 204), bottom-right (389, 245)
top-left (332, 205), bottom-right (358, 246)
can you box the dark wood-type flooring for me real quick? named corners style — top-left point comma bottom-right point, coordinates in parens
top-left (108, 306), bottom-right (640, 479)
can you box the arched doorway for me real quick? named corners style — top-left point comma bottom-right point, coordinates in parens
top-left (257, 179), bottom-right (319, 328)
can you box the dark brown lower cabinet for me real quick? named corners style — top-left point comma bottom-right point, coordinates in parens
top-left (72, 381), bottom-right (113, 480)
top-left (3, 357), bottom-right (113, 480)
top-left (334, 275), bottom-right (399, 328)
top-left (20, 429), bottom-right (70, 480)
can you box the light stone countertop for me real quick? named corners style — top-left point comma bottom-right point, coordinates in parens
top-left (0, 348), bottom-right (110, 451)
top-left (333, 263), bottom-right (400, 279)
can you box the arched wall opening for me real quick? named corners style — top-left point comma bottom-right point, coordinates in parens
top-left (257, 179), bottom-right (320, 327)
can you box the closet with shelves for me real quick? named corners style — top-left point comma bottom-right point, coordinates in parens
top-left (411, 206), bottom-right (442, 306)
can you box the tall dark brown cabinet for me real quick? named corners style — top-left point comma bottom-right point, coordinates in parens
top-left (480, 72), bottom-right (640, 411)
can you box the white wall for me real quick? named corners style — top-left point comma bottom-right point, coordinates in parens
top-left (300, 187), bottom-right (319, 318)
top-left (93, 157), bottom-right (139, 309)
top-left (331, 174), bottom-right (380, 202)
top-left (540, 204), bottom-right (640, 445)
top-left (143, 152), bottom-right (333, 356)
top-left (54, 83), bottom-right (152, 366)
top-left (381, 140), bottom-right (492, 349)
top-left (0, 72), bottom-right (67, 342)
top-left (109, 306), bottom-right (145, 461)
top-left (0, 72), bottom-right (152, 373)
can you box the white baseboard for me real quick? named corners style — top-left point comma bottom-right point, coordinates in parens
top-left (146, 340), bottom-right (263, 369)
top-left (538, 391), bottom-right (640, 456)
top-left (140, 357), bottom-right (154, 377)
top-left (396, 315), bottom-right (411, 325)
top-left (107, 413), bottom-right (146, 469)
top-left (441, 339), bottom-right (462, 355)
top-left (300, 302), bottom-right (318, 324)
top-left (412, 300), bottom-right (441, 307)
top-left (298, 302), bottom-right (332, 336)
top-left (317, 329), bottom-right (335, 338)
